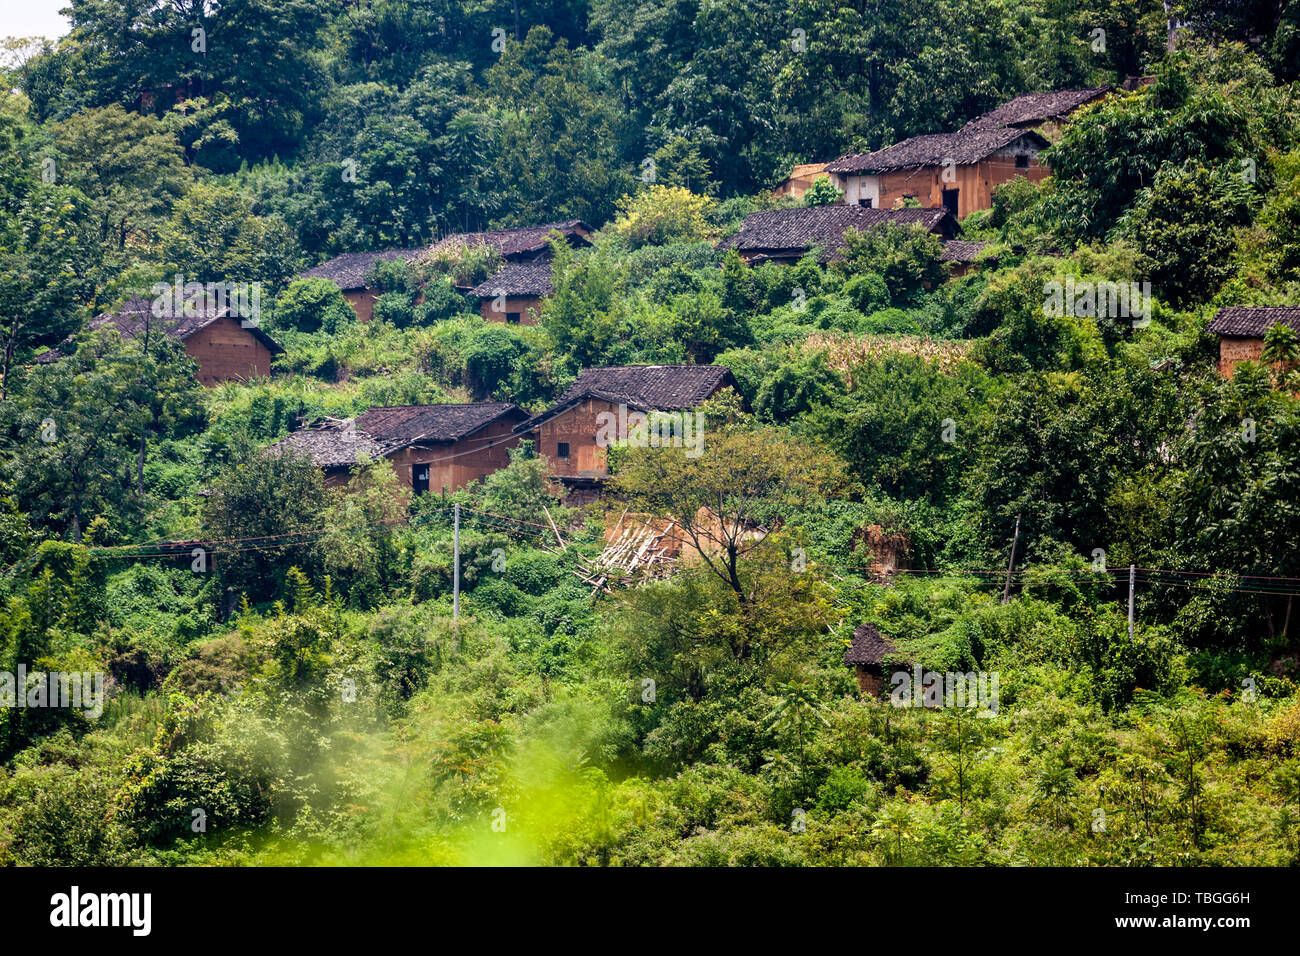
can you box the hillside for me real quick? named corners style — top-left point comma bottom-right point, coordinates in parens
top-left (1, 1), bottom-right (1299, 875)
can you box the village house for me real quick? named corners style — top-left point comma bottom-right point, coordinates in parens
top-left (939, 239), bottom-right (993, 277)
top-left (772, 161), bottom-right (832, 202)
top-left (427, 219), bottom-right (592, 264)
top-left (1207, 306), bottom-right (1300, 377)
top-left (961, 86), bottom-right (1112, 142)
top-left (298, 247), bottom-right (424, 323)
top-left (823, 126), bottom-right (1050, 219)
top-left (717, 205), bottom-right (960, 266)
top-left (465, 260), bottom-right (554, 325)
top-left (300, 220), bottom-right (592, 322)
top-left (273, 402), bottom-right (527, 494)
top-left (36, 295), bottom-right (283, 386)
top-left (516, 364), bottom-right (736, 503)
top-left (844, 623), bottom-right (903, 697)
top-left (811, 87), bottom-right (1109, 220)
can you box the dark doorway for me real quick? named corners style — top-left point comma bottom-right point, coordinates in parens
top-left (942, 188), bottom-right (959, 216)
top-left (413, 464), bottom-right (429, 494)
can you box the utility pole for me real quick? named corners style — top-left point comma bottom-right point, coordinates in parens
top-left (1001, 513), bottom-right (1021, 605)
top-left (453, 503), bottom-right (460, 622)
top-left (1128, 564), bottom-right (1135, 641)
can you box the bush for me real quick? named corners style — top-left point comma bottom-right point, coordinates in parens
top-left (503, 550), bottom-right (565, 595)
top-left (842, 272), bottom-right (889, 313)
top-left (273, 278), bottom-right (355, 333)
top-left (372, 291), bottom-right (416, 328)
top-left (611, 185), bottom-right (718, 248)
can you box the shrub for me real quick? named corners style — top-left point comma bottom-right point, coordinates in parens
top-left (611, 185), bottom-right (719, 248)
top-left (273, 278), bottom-right (355, 334)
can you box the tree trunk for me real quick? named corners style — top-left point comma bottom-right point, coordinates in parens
top-left (136, 434), bottom-right (147, 496)
top-left (1, 314), bottom-right (21, 401)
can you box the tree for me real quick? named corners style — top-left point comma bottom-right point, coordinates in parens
top-left (807, 354), bottom-right (987, 501)
top-left (66, 0), bottom-right (331, 162)
top-left (469, 442), bottom-right (568, 532)
top-left (1261, 323), bottom-right (1300, 388)
top-left (1119, 163), bottom-right (1253, 307)
top-left (1044, 51), bottom-right (1261, 241)
top-left (273, 278), bottom-right (355, 334)
top-left (323, 459), bottom-right (406, 608)
top-left (159, 181), bottom-right (299, 288)
top-left (0, 181), bottom-right (97, 399)
top-left (610, 185), bottom-right (718, 248)
top-left (541, 239), bottom-right (630, 372)
top-left (766, 681), bottom-right (830, 802)
top-left (485, 27), bottom-right (637, 225)
top-left (201, 447), bottom-right (329, 605)
top-left (610, 427), bottom-right (842, 604)
top-left (832, 224), bottom-right (945, 306)
top-left (803, 175), bottom-right (842, 207)
top-left (1168, 363), bottom-right (1300, 647)
top-left (49, 105), bottom-right (191, 253)
top-left (2, 330), bottom-right (152, 541)
top-left (1257, 149), bottom-right (1300, 283)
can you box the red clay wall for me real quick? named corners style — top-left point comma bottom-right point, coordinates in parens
top-left (873, 157), bottom-right (1046, 219)
top-left (480, 296), bottom-right (545, 325)
top-left (386, 418), bottom-right (523, 495)
top-left (1219, 337), bottom-right (1265, 377)
top-left (527, 397), bottom-right (616, 479)
top-left (344, 289), bottom-right (379, 323)
top-left (183, 317), bottom-right (275, 385)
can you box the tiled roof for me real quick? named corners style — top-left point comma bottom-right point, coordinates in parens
top-left (428, 220), bottom-right (591, 260)
top-left (939, 240), bottom-right (990, 263)
top-left (299, 248), bottom-right (424, 291)
top-left (273, 422), bottom-right (387, 469)
top-left (270, 403), bottom-right (526, 470)
top-left (355, 402), bottom-right (526, 445)
top-left (718, 206), bottom-right (957, 261)
top-left (520, 365), bottom-right (734, 431)
top-left (843, 623), bottom-right (899, 666)
top-left (467, 260), bottom-right (555, 299)
top-left (555, 365), bottom-right (732, 410)
top-left (35, 293), bottom-right (283, 364)
top-left (825, 127), bottom-right (1046, 175)
top-left (1208, 306), bottom-right (1300, 337)
top-left (963, 86), bottom-right (1112, 131)
top-left (298, 221), bottom-right (590, 291)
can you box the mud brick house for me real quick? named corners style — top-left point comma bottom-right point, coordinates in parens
top-left (454, 220), bottom-right (591, 321)
top-left (844, 623), bottom-right (903, 697)
top-left (302, 221), bottom-right (591, 322)
top-left (466, 260), bottom-right (554, 325)
top-left (939, 239), bottom-right (992, 277)
top-left (772, 161), bottom-right (832, 201)
top-left (36, 295), bottom-right (283, 386)
top-left (298, 247), bottom-right (424, 323)
top-left (718, 205), bottom-right (959, 266)
top-left (427, 219), bottom-right (592, 264)
top-left (1207, 306), bottom-right (1300, 377)
top-left (961, 86), bottom-right (1112, 142)
top-left (824, 125), bottom-right (1050, 219)
top-left (273, 402), bottom-right (527, 494)
top-left (516, 364), bottom-right (735, 502)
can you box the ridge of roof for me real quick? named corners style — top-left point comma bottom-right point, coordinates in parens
top-left (1208, 306), bottom-right (1300, 337)
top-left (826, 126), bottom-right (1045, 175)
top-left (517, 365), bottom-right (734, 432)
top-left (962, 86), bottom-right (1112, 131)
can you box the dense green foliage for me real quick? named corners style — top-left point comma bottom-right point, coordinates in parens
top-left (1, 7), bottom-right (1300, 866)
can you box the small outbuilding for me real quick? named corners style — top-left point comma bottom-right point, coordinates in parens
top-left (844, 623), bottom-right (903, 697)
